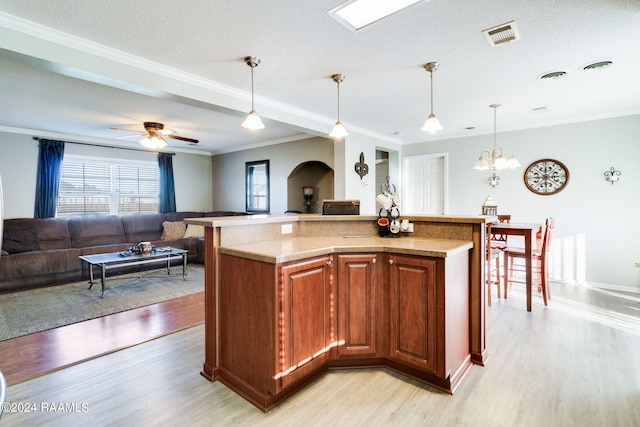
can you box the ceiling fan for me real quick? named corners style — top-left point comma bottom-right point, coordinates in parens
top-left (111, 122), bottom-right (199, 149)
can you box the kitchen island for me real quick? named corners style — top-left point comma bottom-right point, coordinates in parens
top-left (186, 214), bottom-right (490, 412)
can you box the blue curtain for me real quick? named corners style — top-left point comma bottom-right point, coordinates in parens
top-left (158, 153), bottom-right (176, 213)
top-left (34, 139), bottom-right (65, 218)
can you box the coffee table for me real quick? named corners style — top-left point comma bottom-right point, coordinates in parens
top-left (79, 247), bottom-right (188, 297)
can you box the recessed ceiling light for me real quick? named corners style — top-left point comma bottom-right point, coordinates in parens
top-left (328, 0), bottom-right (425, 32)
top-left (583, 60), bottom-right (613, 71)
top-left (537, 70), bottom-right (568, 80)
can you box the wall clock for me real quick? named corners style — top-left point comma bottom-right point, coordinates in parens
top-left (524, 159), bottom-right (569, 195)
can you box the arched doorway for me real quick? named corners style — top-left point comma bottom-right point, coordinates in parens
top-left (287, 161), bottom-right (334, 213)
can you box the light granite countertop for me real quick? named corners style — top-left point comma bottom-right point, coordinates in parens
top-left (185, 213), bottom-right (492, 228)
top-left (218, 236), bottom-right (473, 264)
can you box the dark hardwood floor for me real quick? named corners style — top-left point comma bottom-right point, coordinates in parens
top-left (0, 292), bottom-right (204, 386)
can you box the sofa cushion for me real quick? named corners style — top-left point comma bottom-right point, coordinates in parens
top-left (2, 226), bottom-right (39, 254)
top-left (33, 218), bottom-right (71, 250)
top-left (68, 215), bottom-right (126, 248)
top-left (122, 213), bottom-right (167, 243)
top-left (161, 221), bottom-right (186, 240)
top-left (183, 224), bottom-right (205, 238)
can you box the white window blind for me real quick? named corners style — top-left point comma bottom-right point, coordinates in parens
top-left (57, 156), bottom-right (159, 217)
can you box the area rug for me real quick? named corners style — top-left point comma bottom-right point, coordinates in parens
top-left (0, 264), bottom-right (204, 341)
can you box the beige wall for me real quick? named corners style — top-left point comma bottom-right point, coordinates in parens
top-left (211, 136), bottom-right (334, 214)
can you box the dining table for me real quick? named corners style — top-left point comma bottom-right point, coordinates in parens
top-left (488, 222), bottom-right (542, 312)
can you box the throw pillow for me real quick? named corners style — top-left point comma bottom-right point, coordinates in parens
top-left (183, 224), bottom-right (205, 238)
top-left (2, 227), bottom-right (40, 254)
top-left (161, 221), bottom-right (186, 240)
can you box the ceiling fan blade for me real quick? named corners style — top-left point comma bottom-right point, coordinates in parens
top-left (167, 134), bottom-right (199, 144)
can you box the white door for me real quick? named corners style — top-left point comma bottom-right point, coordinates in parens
top-left (402, 154), bottom-right (446, 215)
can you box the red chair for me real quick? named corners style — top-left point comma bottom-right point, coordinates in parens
top-left (502, 218), bottom-right (555, 307)
top-left (486, 222), bottom-right (502, 306)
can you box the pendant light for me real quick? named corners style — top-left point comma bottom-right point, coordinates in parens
top-left (421, 61), bottom-right (444, 133)
top-left (242, 56), bottom-right (265, 130)
top-left (329, 73), bottom-right (348, 139)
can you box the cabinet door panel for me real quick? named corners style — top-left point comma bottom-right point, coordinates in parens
top-left (388, 255), bottom-right (437, 372)
top-left (337, 254), bottom-right (378, 357)
top-left (280, 257), bottom-right (332, 387)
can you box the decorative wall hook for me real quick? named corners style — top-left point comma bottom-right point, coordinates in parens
top-left (604, 167), bottom-right (621, 184)
top-left (354, 152), bottom-right (369, 180)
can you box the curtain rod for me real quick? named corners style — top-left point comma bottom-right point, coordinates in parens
top-left (32, 137), bottom-right (175, 156)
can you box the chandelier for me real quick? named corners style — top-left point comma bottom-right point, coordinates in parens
top-left (473, 104), bottom-right (520, 186)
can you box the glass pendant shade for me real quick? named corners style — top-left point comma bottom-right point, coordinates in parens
top-left (242, 110), bottom-right (265, 130)
top-left (473, 156), bottom-right (490, 171)
top-left (421, 114), bottom-right (444, 133)
top-left (507, 156), bottom-right (521, 168)
top-left (140, 135), bottom-right (167, 149)
top-left (330, 121), bottom-right (348, 138)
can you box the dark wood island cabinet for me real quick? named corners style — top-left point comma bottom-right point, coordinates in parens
top-left (188, 214), bottom-right (489, 412)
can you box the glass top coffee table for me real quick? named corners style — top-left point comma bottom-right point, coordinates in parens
top-left (79, 247), bottom-right (188, 297)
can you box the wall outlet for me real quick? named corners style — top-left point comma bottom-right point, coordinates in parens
top-left (281, 224), bottom-right (293, 234)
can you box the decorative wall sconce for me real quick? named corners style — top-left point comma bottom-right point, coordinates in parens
top-left (488, 173), bottom-right (500, 188)
top-left (302, 186), bottom-right (314, 213)
top-left (604, 167), bottom-right (621, 184)
top-left (354, 152), bottom-right (369, 180)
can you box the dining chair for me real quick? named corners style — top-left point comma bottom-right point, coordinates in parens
top-left (490, 214), bottom-right (511, 249)
top-left (502, 218), bottom-right (555, 307)
top-left (486, 222), bottom-right (502, 306)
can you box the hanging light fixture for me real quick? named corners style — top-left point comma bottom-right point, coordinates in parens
top-left (329, 73), bottom-right (348, 139)
top-left (140, 132), bottom-right (168, 150)
top-left (473, 104), bottom-right (520, 186)
top-left (242, 56), bottom-right (265, 130)
top-left (421, 61), bottom-right (444, 133)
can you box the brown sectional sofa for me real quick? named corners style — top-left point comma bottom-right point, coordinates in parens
top-left (0, 211), bottom-right (248, 293)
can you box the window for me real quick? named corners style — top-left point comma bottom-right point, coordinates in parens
top-left (246, 160), bottom-right (270, 213)
top-left (57, 155), bottom-right (159, 217)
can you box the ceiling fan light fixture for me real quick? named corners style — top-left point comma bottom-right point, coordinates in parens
top-left (242, 56), bottom-right (265, 130)
top-left (140, 135), bottom-right (167, 150)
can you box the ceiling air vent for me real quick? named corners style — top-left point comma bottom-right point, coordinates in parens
top-left (482, 20), bottom-right (520, 47)
top-left (583, 60), bottom-right (613, 71)
top-left (538, 71), bottom-right (567, 80)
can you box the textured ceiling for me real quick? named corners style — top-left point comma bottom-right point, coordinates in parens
top-left (0, 0), bottom-right (639, 154)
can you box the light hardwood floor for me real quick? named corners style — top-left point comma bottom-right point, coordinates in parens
top-left (2, 282), bottom-right (640, 426)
